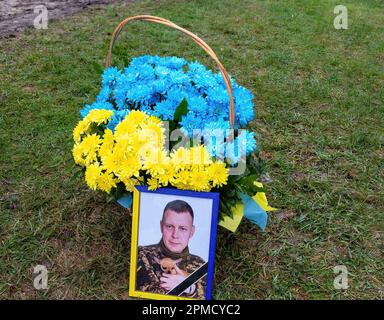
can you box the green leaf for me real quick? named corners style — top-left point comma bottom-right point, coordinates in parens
top-left (169, 121), bottom-right (177, 132)
top-left (219, 199), bottom-right (234, 219)
top-left (174, 98), bottom-right (188, 123)
top-left (247, 153), bottom-right (266, 176)
top-left (239, 174), bottom-right (258, 187)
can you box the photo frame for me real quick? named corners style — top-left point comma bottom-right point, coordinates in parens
top-left (129, 186), bottom-right (220, 300)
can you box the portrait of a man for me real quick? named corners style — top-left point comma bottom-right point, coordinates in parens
top-left (136, 200), bottom-right (206, 299)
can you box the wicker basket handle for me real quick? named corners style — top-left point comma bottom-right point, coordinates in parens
top-left (106, 15), bottom-right (235, 129)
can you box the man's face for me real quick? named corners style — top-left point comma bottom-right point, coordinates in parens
top-left (160, 210), bottom-right (195, 253)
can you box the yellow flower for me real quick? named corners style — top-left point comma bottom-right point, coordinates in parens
top-left (121, 177), bottom-right (138, 192)
top-left (146, 115), bottom-right (162, 125)
top-left (85, 109), bottom-right (114, 125)
top-left (147, 178), bottom-right (160, 191)
top-left (173, 170), bottom-right (191, 190)
top-left (101, 151), bottom-right (121, 174)
top-left (124, 110), bottom-right (147, 129)
top-left (170, 147), bottom-right (191, 169)
top-left (80, 134), bottom-right (102, 154)
top-left (130, 135), bottom-right (145, 158)
top-left (74, 108), bottom-right (231, 195)
top-left (73, 120), bottom-right (89, 143)
top-left (207, 162), bottom-right (229, 187)
top-left (85, 163), bottom-right (102, 190)
top-left (79, 133), bottom-right (102, 165)
top-left (98, 129), bottom-right (115, 159)
top-left (190, 145), bottom-right (212, 166)
top-left (140, 122), bottom-right (164, 150)
top-left (143, 150), bottom-right (169, 176)
top-left (73, 143), bottom-right (85, 166)
top-left (117, 157), bottom-right (142, 179)
top-left (114, 119), bottom-right (135, 141)
top-left (113, 139), bottom-right (132, 159)
top-left (189, 170), bottom-right (211, 191)
top-left (97, 171), bottom-right (116, 193)
top-left (155, 162), bottom-right (176, 186)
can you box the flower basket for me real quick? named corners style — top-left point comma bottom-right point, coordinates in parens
top-left (72, 15), bottom-right (276, 232)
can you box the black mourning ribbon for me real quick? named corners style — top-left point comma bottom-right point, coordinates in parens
top-left (166, 262), bottom-right (208, 296)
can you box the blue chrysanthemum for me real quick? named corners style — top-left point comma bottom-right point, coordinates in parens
top-left (101, 67), bottom-right (121, 87)
top-left (82, 55), bottom-right (257, 157)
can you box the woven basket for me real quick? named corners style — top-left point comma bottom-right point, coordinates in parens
top-left (105, 15), bottom-right (237, 129)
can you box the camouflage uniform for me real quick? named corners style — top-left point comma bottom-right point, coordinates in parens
top-left (136, 241), bottom-right (206, 299)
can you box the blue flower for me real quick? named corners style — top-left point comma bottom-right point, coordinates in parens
top-left (166, 87), bottom-right (186, 105)
top-left (96, 86), bottom-right (112, 103)
top-left (206, 87), bottom-right (230, 104)
top-left (85, 55), bottom-right (256, 155)
top-left (188, 61), bottom-right (207, 73)
top-left (101, 67), bottom-right (122, 87)
top-left (154, 100), bottom-right (178, 120)
top-left (126, 84), bottom-right (153, 102)
top-left (179, 113), bottom-right (204, 136)
top-left (137, 64), bottom-right (155, 80)
top-left (237, 130), bottom-right (257, 154)
top-left (154, 65), bottom-right (172, 78)
top-left (158, 56), bottom-right (187, 69)
top-left (186, 95), bottom-right (208, 113)
top-left (130, 55), bottom-right (154, 66)
top-left (168, 70), bottom-right (189, 85)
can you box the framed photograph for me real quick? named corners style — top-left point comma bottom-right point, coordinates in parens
top-left (129, 186), bottom-right (220, 300)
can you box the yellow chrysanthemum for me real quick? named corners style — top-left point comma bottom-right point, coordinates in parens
top-left (73, 107), bottom-right (231, 195)
top-left (73, 120), bottom-right (89, 143)
top-left (207, 162), bottom-right (229, 187)
top-left (79, 133), bottom-right (102, 165)
top-left (140, 122), bottom-right (164, 149)
top-left (124, 110), bottom-right (147, 129)
top-left (97, 171), bottom-right (116, 193)
top-left (102, 151), bottom-right (121, 174)
top-left (170, 147), bottom-right (191, 169)
top-left (189, 170), bottom-right (211, 191)
top-left (173, 170), bottom-right (191, 190)
top-left (85, 109), bottom-right (114, 125)
top-left (85, 163), bottom-right (102, 190)
top-left (143, 150), bottom-right (170, 176)
top-left (113, 139), bottom-right (132, 159)
top-left (72, 143), bottom-right (85, 166)
top-left (121, 177), bottom-right (139, 192)
top-left (117, 157), bottom-right (142, 179)
top-left (147, 178), bottom-right (160, 191)
top-left (147, 115), bottom-right (162, 125)
top-left (114, 119), bottom-right (136, 141)
top-left (130, 135), bottom-right (146, 159)
top-left (80, 134), bottom-right (102, 154)
top-left (154, 163), bottom-right (176, 186)
top-left (98, 129), bottom-right (115, 159)
top-left (190, 145), bottom-right (212, 166)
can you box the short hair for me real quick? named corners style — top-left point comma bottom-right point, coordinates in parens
top-left (162, 200), bottom-right (194, 221)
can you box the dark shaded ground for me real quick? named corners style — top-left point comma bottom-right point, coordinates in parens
top-left (0, 0), bottom-right (133, 37)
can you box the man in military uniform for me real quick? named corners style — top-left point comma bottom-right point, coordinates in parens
top-left (136, 200), bottom-right (206, 299)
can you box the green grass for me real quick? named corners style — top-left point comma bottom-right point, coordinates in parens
top-left (1, 0), bottom-right (383, 299)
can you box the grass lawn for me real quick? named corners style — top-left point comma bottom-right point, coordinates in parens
top-left (0, 0), bottom-right (383, 299)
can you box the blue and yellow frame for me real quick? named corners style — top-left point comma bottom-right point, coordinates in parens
top-left (129, 186), bottom-right (220, 300)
